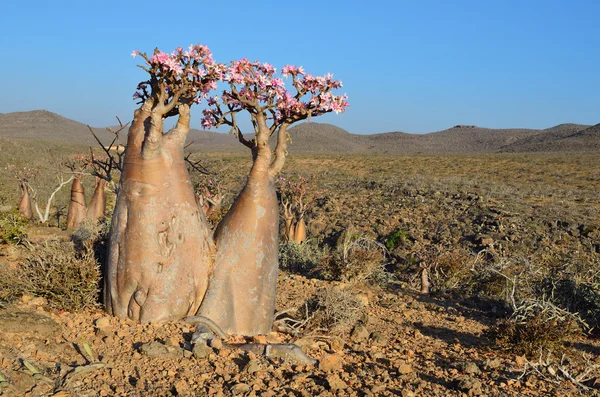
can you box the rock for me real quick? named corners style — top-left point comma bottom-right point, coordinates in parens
top-left (319, 354), bottom-right (344, 372)
top-left (459, 361), bottom-right (480, 375)
top-left (21, 295), bottom-right (47, 307)
top-left (457, 378), bottom-right (482, 395)
top-left (174, 379), bottom-right (191, 395)
top-left (139, 341), bottom-right (182, 358)
top-left (326, 374), bottom-right (346, 391)
top-left (245, 359), bottom-right (261, 374)
top-left (193, 342), bottom-right (211, 359)
top-left (0, 311), bottom-right (60, 337)
top-left (210, 338), bottom-right (223, 349)
top-left (371, 331), bottom-right (389, 345)
top-left (401, 390), bottom-right (415, 397)
top-left (231, 383), bottom-right (250, 395)
top-left (397, 363), bottom-right (413, 375)
top-left (356, 294), bottom-right (369, 307)
top-left (485, 358), bottom-right (502, 369)
top-left (351, 324), bottom-right (370, 342)
top-left (95, 316), bottom-right (112, 337)
top-left (252, 335), bottom-right (267, 344)
top-left (515, 355), bottom-right (527, 366)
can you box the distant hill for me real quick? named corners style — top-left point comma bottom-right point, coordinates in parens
top-left (0, 110), bottom-right (598, 154)
top-left (499, 123), bottom-right (592, 152)
top-left (0, 110), bottom-right (118, 146)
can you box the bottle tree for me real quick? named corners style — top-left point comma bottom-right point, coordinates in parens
top-left (105, 47), bottom-right (348, 335)
top-left (198, 59), bottom-right (348, 335)
top-left (104, 45), bottom-right (223, 322)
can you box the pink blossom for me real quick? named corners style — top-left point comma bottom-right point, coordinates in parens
top-left (201, 117), bottom-right (214, 129)
top-left (149, 52), bottom-right (170, 64)
top-left (131, 50), bottom-right (140, 58)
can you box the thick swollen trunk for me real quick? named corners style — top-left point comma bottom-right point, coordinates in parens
top-left (199, 152), bottom-right (279, 335)
top-left (18, 182), bottom-right (33, 221)
top-left (104, 107), bottom-right (213, 323)
top-left (284, 217), bottom-right (295, 242)
top-left (86, 177), bottom-right (107, 223)
top-left (294, 217), bottom-right (307, 244)
top-left (66, 177), bottom-right (86, 229)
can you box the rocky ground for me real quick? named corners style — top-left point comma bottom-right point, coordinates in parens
top-left (1, 272), bottom-right (598, 397)
top-left (1, 152), bottom-right (600, 396)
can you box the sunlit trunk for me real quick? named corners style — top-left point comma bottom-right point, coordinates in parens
top-left (104, 106), bottom-right (214, 323)
top-left (199, 147), bottom-right (279, 335)
top-left (66, 176), bottom-right (86, 228)
top-left (86, 177), bottom-right (107, 223)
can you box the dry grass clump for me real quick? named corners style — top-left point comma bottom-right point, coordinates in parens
top-left (489, 299), bottom-right (583, 358)
top-left (0, 238), bottom-right (101, 311)
top-left (308, 287), bottom-right (365, 334)
top-left (0, 209), bottom-right (28, 245)
top-left (278, 240), bottom-right (325, 275)
top-left (317, 228), bottom-right (388, 284)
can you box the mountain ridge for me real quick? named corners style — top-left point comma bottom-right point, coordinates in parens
top-left (0, 110), bottom-right (597, 154)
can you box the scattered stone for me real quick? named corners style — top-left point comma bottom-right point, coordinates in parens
top-left (459, 361), bottom-right (480, 375)
top-left (515, 355), bottom-right (527, 366)
top-left (485, 358), bottom-right (502, 369)
top-left (371, 331), bottom-right (389, 345)
top-left (193, 342), bottom-right (211, 359)
top-left (457, 378), bottom-right (482, 395)
top-left (351, 324), bottom-right (370, 342)
top-left (210, 338), bottom-right (223, 349)
top-left (319, 354), bottom-right (344, 372)
top-left (245, 359), bottom-right (261, 374)
top-left (0, 311), bottom-right (60, 336)
top-left (401, 389), bottom-right (415, 397)
top-left (139, 341), bottom-right (182, 358)
top-left (397, 363), bottom-right (413, 375)
top-left (326, 374), bottom-right (346, 391)
top-left (252, 335), bottom-right (267, 344)
top-left (231, 383), bottom-right (250, 395)
top-left (174, 379), bottom-right (191, 395)
top-left (95, 316), bottom-right (112, 337)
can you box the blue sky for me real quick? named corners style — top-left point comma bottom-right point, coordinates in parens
top-left (1, 0), bottom-right (598, 134)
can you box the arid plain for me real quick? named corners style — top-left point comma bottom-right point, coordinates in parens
top-left (0, 110), bottom-right (599, 396)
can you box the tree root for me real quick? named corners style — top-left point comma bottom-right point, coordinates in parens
top-left (182, 316), bottom-right (317, 366)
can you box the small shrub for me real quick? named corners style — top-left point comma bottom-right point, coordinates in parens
top-left (278, 239), bottom-right (325, 275)
top-left (317, 227), bottom-right (389, 284)
top-left (539, 277), bottom-right (600, 335)
top-left (0, 210), bottom-right (28, 245)
top-left (0, 238), bottom-right (101, 311)
top-left (308, 287), bottom-right (365, 334)
top-left (489, 299), bottom-right (583, 358)
top-left (385, 229), bottom-right (408, 251)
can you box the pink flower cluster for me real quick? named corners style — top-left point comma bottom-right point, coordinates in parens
top-left (131, 44), bottom-right (225, 106)
top-left (201, 59), bottom-right (348, 129)
top-left (131, 45), bottom-right (348, 129)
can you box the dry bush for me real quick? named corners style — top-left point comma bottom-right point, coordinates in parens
top-left (278, 239), bottom-right (325, 275)
top-left (0, 209), bottom-right (28, 245)
top-left (427, 249), bottom-right (475, 292)
top-left (307, 287), bottom-right (365, 334)
top-left (0, 238), bottom-right (101, 311)
top-left (317, 228), bottom-right (389, 284)
top-left (488, 299), bottom-right (583, 358)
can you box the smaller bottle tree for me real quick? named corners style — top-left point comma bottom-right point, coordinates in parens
top-left (276, 174), bottom-right (321, 244)
top-left (7, 165), bottom-right (38, 221)
top-left (63, 153), bottom-right (91, 229)
top-left (199, 59), bottom-right (348, 335)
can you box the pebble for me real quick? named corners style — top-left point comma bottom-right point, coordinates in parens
top-left (351, 324), bottom-right (370, 342)
top-left (319, 354), bottom-right (344, 372)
